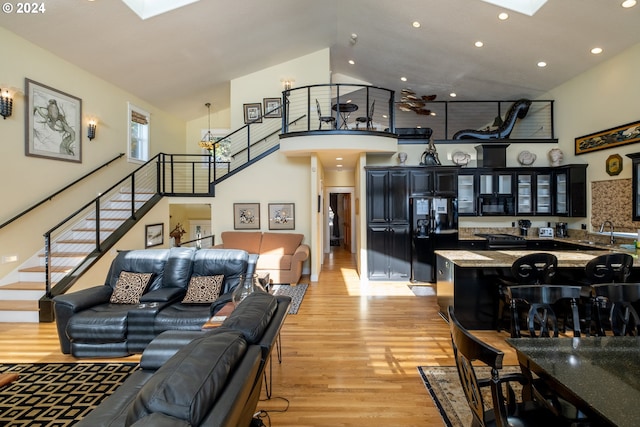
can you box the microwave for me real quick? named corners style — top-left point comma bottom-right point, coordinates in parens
top-left (479, 195), bottom-right (515, 216)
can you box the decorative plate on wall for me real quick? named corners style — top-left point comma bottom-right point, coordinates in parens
top-left (606, 154), bottom-right (623, 176)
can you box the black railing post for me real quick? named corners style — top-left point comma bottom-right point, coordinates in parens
top-left (246, 126), bottom-right (251, 163)
top-left (130, 174), bottom-right (136, 219)
top-left (307, 86), bottom-right (311, 131)
top-left (156, 155), bottom-right (162, 195)
top-left (169, 154), bottom-right (175, 194)
top-left (550, 100), bottom-right (555, 139)
top-left (95, 198), bottom-right (101, 253)
top-left (44, 233), bottom-right (51, 298)
top-left (388, 89), bottom-right (395, 133)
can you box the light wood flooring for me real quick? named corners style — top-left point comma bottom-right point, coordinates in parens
top-left (0, 246), bottom-right (516, 426)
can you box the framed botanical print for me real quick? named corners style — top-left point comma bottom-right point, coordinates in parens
top-left (25, 78), bottom-right (82, 163)
top-left (263, 97), bottom-right (282, 118)
top-left (269, 203), bottom-right (295, 230)
top-left (234, 203), bottom-right (260, 229)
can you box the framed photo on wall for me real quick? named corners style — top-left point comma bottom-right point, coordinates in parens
top-left (145, 223), bottom-right (164, 248)
top-left (234, 203), bottom-right (260, 229)
top-left (269, 203), bottom-right (295, 230)
top-left (263, 98), bottom-right (282, 118)
top-left (243, 103), bottom-right (262, 124)
top-left (575, 120), bottom-right (640, 155)
top-left (25, 78), bottom-right (82, 163)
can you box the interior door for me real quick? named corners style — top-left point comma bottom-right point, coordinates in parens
top-left (343, 193), bottom-right (351, 251)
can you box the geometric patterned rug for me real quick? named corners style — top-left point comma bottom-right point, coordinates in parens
top-left (417, 365), bottom-right (522, 427)
top-left (272, 283), bottom-right (308, 314)
top-left (0, 363), bottom-right (138, 426)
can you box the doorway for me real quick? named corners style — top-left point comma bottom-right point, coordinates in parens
top-left (325, 188), bottom-right (355, 254)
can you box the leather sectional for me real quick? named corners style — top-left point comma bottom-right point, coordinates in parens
top-left (53, 247), bottom-right (255, 358)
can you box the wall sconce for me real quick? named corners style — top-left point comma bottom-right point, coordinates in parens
top-left (0, 89), bottom-right (13, 119)
top-left (87, 119), bottom-right (97, 141)
top-left (281, 79), bottom-right (295, 91)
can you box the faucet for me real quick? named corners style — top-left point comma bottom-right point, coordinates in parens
top-left (599, 220), bottom-right (615, 245)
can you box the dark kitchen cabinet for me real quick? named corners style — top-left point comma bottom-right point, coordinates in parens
top-left (366, 168), bottom-right (411, 280)
top-left (553, 165), bottom-right (587, 217)
top-left (409, 167), bottom-right (458, 197)
top-left (516, 170), bottom-right (552, 215)
top-left (627, 153), bottom-right (640, 221)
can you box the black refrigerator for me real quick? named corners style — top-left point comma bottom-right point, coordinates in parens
top-left (410, 197), bottom-right (458, 282)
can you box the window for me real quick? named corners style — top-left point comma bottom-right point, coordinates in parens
top-left (128, 103), bottom-right (150, 163)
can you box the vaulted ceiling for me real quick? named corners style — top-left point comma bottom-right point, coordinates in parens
top-left (1, 0), bottom-right (638, 122)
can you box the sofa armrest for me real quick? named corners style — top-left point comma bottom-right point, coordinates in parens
top-left (53, 286), bottom-right (113, 354)
top-left (292, 244), bottom-right (310, 262)
top-left (210, 292), bottom-right (234, 315)
top-left (139, 287), bottom-right (184, 303)
top-left (130, 413), bottom-right (190, 427)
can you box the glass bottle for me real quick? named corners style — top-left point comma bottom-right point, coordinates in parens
top-left (232, 273), bottom-right (264, 306)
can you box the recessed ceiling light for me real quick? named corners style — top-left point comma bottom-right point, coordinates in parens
top-left (475, 41), bottom-right (484, 48)
top-left (450, 92), bottom-right (457, 97)
top-left (336, 157), bottom-right (343, 161)
top-left (591, 47), bottom-right (603, 55)
top-left (348, 59), bottom-right (355, 65)
top-left (537, 61), bottom-right (547, 67)
top-left (622, 0), bottom-right (636, 8)
top-left (336, 164), bottom-right (343, 168)
top-left (400, 77), bottom-right (407, 82)
top-left (412, 21), bottom-right (421, 28)
top-left (498, 12), bottom-right (509, 20)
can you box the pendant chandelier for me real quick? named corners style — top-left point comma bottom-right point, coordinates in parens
top-left (198, 102), bottom-right (216, 154)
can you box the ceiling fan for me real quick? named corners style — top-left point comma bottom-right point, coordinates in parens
top-left (397, 89), bottom-right (436, 116)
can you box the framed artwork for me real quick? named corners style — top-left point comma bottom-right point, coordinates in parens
top-left (234, 203), bottom-right (260, 229)
top-left (575, 120), bottom-right (640, 155)
top-left (145, 223), bottom-right (164, 248)
top-left (269, 203), bottom-right (295, 230)
top-left (243, 103), bottom-right (262, 124)
top-left (25, 78), bottom-right (82, 163)
top-left (263, 97), bottom-right (282, 118)
top-left (606, 154), bottom-right (623, 176)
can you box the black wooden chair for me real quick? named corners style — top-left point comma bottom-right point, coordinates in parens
top-left (315, 99), bottom-right (335, 130)
top-left (355, 100), bottom-right (374, 130)
top-left (580, 253), bottom-right (633, 334)
top-left (592, 283), bottom-right (640, 336)
top-left (447, 306), bottom-right (569, 427)
top-left (496, 253), bottom-right (558, 332)
top-left (506, 285), bottom-right (582, 338)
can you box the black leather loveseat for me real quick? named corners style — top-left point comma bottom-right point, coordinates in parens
top-left (75, 292), bottom-right (291, 427)
top-left (54, 247), bottom-right (251, 358)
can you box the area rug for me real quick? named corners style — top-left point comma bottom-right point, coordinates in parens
top-left (0, 362), bottom-right (138, 426)
top-left (272, 283), bottom-right (308, 314)
top-left (417, 365), bottom-right (522, 427)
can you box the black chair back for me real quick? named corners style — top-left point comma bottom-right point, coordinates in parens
top-left (592, 283), bottom-right (640, 336)
top-left (511, 253), bottom-right (558, 285)
top-left (585, 253), bottom-right (633, 284)
top-left (507, 285), bottom-right (582, 338)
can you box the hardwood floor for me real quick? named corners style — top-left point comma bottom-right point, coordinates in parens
top-left (0, 246), bottom-right (516, 426)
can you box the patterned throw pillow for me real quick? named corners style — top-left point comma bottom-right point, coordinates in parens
top-left (110, 271), bottom-right (154, 304)
top-left (182, 275), bottom-right (224, 303)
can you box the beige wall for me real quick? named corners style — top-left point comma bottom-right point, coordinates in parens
top-left (0, 27), bottom-right (185, 280)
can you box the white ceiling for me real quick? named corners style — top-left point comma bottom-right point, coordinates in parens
top-left (1, 0), bottom-right (638, 124)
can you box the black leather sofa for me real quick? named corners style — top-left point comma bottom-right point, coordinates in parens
top-left (75, 292), bottom-right (291, 427)
top-left (53, 247), bottom-right (251, 358)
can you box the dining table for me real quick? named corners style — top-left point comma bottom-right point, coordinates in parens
top-left (332, 103), bottom-right (358, 129)
top-left (506, 336), bottom-right (640, 427)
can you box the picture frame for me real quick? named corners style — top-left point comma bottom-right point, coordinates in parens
top-left (269, 203), bottom-right (295, 230)
top-left (243, 103), bottom-right (262, 124)
top-left (263, 97), bottom-right (282, 118)
top-left (234, 203), bottom-right (260, 230)
top-left (145, 223), bottom-right (164, 248)
top-left (575, 120), bottom-right (640, 155)
top-left (606, 154), bottom-right (623, 176)
top-left (25, 78), bottom-right (82, 163)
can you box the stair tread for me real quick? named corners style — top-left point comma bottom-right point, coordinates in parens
top-left (0, 282), bottom-right (46, 291)
top-left (38, 252), bottom-right (90, 257)
top-left (20, 265), bottom-right (71, 273)
top-left (0, 300), bottom-right (38, 311)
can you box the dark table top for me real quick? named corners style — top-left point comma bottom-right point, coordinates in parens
top-left (506, 336), bottom-right (640, 427)
top-left (332, 103), bottom-right (358, 113)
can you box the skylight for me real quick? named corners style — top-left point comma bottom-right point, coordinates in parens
top-left (121, 0), bottom-right (200, 20)
top-left (480, 0), bottom-right (548, 16)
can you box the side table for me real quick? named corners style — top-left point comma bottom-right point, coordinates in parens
top-left (258, 272), bottom-right (271, 293)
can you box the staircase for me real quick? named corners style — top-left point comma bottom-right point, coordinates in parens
top-left (0, 189), bottom-right (155, 322)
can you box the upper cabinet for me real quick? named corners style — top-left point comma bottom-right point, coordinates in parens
top-left (409, 166), bottom-right (458, 197)
top-left (626, 153), bottom-right (640, 221)
top-left (553, 165), bottom-right (587, 217)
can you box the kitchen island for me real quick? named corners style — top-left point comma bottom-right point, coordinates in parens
top-left (435, 248), bottom-right (639, 329)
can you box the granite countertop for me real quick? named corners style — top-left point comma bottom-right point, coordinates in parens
top-left (435, 248), bottom-right (638, 268)
top-left (506, 337), bottom-right (640, 427)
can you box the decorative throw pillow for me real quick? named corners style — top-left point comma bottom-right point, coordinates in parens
top-left (110, 271), bottom-right (154, 304)
top-left (182, 275), bottom-right (224, 303)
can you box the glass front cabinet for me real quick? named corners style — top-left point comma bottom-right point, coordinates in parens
top-left (627, 153), bottom-right (640, 221)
